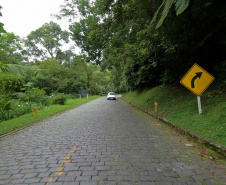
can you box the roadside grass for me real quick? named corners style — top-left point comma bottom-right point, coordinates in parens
top-left (0, 96), bottom-right (101, 135)
top-left (122, 86), bottom-right (226, 147)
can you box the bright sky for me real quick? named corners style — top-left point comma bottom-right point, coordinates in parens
top-left (0, 0), bottom-right (69, 38)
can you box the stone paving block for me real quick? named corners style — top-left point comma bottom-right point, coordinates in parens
top-left (86, 158), bottom-right (100, 162)
top-left (35, 168), bottom-right (49, 173)
top-left (38, 172), bottom-right (51, 178)
top-left (58, 176), bottom-right (76, 182)
top-left (163, 171), bottom-right (179, 178)
top-left (5, 169), bottom-right (21, 175)
top-left (77, 162), bottom-right (92, 166)
top-left (23, 172), bottom-right (39, 179)
top-left (92, 162), bottom-right (105, 166)
top-left (10, 178), bottom-right (25, 184)
top-left (64, 166), bottom-right (79, 171)
top-left (76, 176), bottom-right (92, 181)
top-left (80, 181), bottom-right (97, 185)
top-left (184, 183), bottom-right (199, 185)
top-left (20, 169), bottom-right (36, 173)
top-left (92, 176), bottom-right (108, 180)
top-left (0, 171), bottom-right (6, 175)
top-left (79, 166), bottom-right (95, 171)
top-left (95, 166), bottom-right (111, 171)
top-left (191, 174), bottom-right (209, 181)
top-left (0, 174), bottom-right (11, 179)
top-left (40, 177), bottom-right (56, 183)
top-left (19, 165), bottom-right (35, 170)
top-left (23, 178), bottom-right (41, 183)
top-left (63, 182), bottom-right (80, 185)
top-left (203, 178), bottom-right (222, 185)
top-left (99, 171), bottom-right (116, 176)
top-left (137, 182), bottom-right (156, 185)
top-left (118, 181), bottom-right (137, 185)
top-left (82, 171), bottom-right (98, 176)
top-left (48, 182), bottom-right (64, 185)
top-left (99, 181), bottom-right (117, 185)
top-left (67, 171), bottom-right (82, 176)
top-left (11, 174), bottom-right (25, 179)
top-left (172, 183), bottom-right (188, 185)
top-left (140, 175), bottom-right (158, 181)
top-left (176, 177), bottom-right (195, 183)
top-left (155, 182), bottom-right (173, 185)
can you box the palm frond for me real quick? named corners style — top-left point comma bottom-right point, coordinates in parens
top-left (156, 0), bottom-right (174, 29)
top-left (150, 0), bottom-right (190, 29)
top-left (175, 0), bottom-right (190, 16)
top-left (150, 0), bottom-right (167, 28)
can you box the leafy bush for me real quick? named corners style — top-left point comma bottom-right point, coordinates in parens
top-left (19, 83), bottom-right (50, 105)
top-left (51, 93), bottom-right (67, 105)
top-left (11, 101), bottom-right (45, 118)
top-left (0, 92), bottom-right (12, 122)
top-left (0, 73), bottom-right (23, 93)
top-left (64, 93), bottom-right (80, 99)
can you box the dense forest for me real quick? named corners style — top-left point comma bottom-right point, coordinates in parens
top-left (0, 0), bottom-right (226, 121)
top-left (56, 0), bottom-right (226, 91)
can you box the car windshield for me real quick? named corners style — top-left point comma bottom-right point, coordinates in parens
top-left (109, 93), bottom-right (115, 95)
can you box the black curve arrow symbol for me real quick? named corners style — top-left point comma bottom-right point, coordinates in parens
top-left (191, 72), bottom-right (203, 88)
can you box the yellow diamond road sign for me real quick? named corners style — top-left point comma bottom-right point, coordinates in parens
top-left (180, 63), bottom-right (215, 96)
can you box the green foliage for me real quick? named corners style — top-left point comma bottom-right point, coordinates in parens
top-left (0, 81), bottom-right (49, 122)
top-left (0, 32), bottom-right (24, 64)
top-left (57, 0), bottom-right (226, 91)
top-left (69, 15), bottom-right (103, 63)
top-left (11, 101), bottom-right (43, 118)
top-left (51, 93), bottom-right (67, 105)
top-left (151, 0), bottom-right (190, 29)
top-left (33, 58), bottom-right (70, 94)
top-left (0, 73), bottom-right (23, 93)
top-left (25, 21), bottom-right (69, 61)
top-left (0, 91), bottom-right (12, 122)
top-left (0, 6), bottom-right (6, 36)
top-left (175, 0), bottom-right (190, 16)
top-left (6, 64), bottom-right (36, 83)
top-left (64, 93), bottom-right (80, 99)
top-left (19, 83), bottom-right (49, 105)
top-left (0, 61), bottom-right (9, 72)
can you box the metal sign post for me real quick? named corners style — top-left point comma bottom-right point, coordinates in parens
top-left (197, 96), bottom-right (202, 115)
top-left (79, 90), bottom-right (89, 99)
top-left (180, 63), bottom-right (215, 115)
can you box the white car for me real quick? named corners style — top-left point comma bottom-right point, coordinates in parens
top-left (107, 92), bottom-right (116, 100)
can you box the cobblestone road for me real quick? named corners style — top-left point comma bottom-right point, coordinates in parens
top-left (0, 97), bottom-right (225, 185)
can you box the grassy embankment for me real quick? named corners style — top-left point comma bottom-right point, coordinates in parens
top-left (122, 86), bottom-right (226, 147)
top-left (0, 96), bottom-right (101, 135)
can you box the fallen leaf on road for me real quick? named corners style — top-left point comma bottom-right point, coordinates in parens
top-left (200, 153), bottom-right (205, 157)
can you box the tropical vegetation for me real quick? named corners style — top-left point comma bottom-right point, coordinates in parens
top-left (0, 0), bottom-right (225, 126)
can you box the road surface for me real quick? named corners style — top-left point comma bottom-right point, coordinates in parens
top-left (0, 97), bottom-right (225, 185)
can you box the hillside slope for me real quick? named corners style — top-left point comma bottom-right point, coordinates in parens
top-left (122, 86), bottom-right (226, 147)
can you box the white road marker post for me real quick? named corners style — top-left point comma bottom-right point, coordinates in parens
top-left (197, 96), bottom-right (202, 115)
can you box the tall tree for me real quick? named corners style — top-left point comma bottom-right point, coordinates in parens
top-left (57, 0), bottom-right (226, 90)
top-left (0, 32), bottom-right (25, 64)
top-left (0, 6), bottom-right (6, 36)
top-left (0, 5), bottom-right (8, 72)
top-left (25, 21), bottom-right (70, 61)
